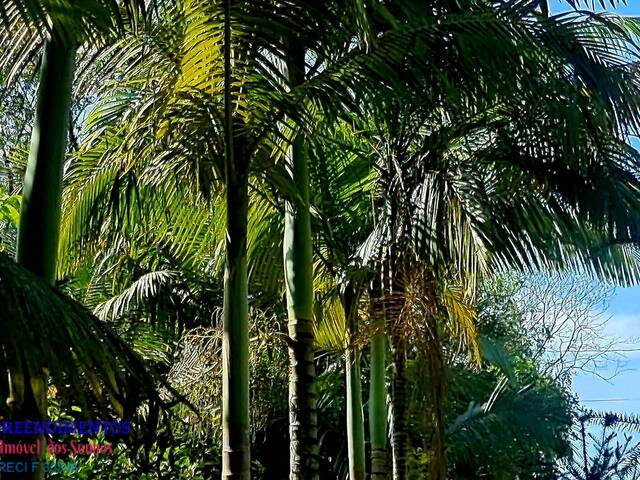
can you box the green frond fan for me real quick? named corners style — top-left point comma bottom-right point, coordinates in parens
top-left (0, 251), bottom-right (168, 422)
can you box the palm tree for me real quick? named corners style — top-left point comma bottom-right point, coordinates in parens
top-left (48, 3), bottom-right (416, 477)
top-left (0, 1), bottom-right (151, 477)
top-left (220, 1), bottom-right (251, 477)
top-left (304, 120), bottom-right (379, 480)
top-left (282, 44), bottom-right (320, 478)
top-left (356, 2), bottom-right (640, 477)
top-left (14, 24), bottom-right (75, 284)
top-left (368, 298), bottom-right (389, 479)
top-left (13, 33), bottom-right (75, 480)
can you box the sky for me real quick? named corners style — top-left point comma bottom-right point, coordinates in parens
top-left (572, 287), bottom-right (640, 414)
top-left (550, 0), bottom-right (638, 15)
top-left (549, 0), bottom-right (640, 414)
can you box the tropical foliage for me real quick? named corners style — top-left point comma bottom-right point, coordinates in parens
top-left (2, 0), bottom-right (640, 479)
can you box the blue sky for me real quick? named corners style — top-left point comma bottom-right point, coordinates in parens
top-left (572, 286), bottom-right (640, 414)
top-left (549, 0), bottom-right (640, 414)
top-left (550, 0), bottom-right (638, 15)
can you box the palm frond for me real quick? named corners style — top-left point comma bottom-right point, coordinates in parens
top-left (0, 251), bottom-right (166, 417)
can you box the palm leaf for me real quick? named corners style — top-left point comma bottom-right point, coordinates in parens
top-left (0, 251), bottom-right (166, 418)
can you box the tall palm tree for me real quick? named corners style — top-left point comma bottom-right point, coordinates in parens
top-left (49, 3), bottom-right (414, 477)
top-left (303, 118), bottom-right (380, 480)
top-left (370, 31), bottom-right (637, 479)
top-left (368, 293), bottom-right (388, 479)
top-left (220, 1), bottom-right (251, 477)
top-left (0, 2), bottom-right (151, 478)
top-left (283, 44), bottom-right (320, 479)
top-left (13, 32), bottom-right (75, 480)
top-left (356, 2), bottom-right (640, 477)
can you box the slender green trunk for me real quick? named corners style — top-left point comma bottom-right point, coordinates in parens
top-left (346, 349), bottom-right (366, 480)
top-left (9, 36), bottom-right (76, 480)
top-left (344, 285), bottom-right (365, 480)
top-left (222, 170), bottom-right (250, 479)
top-left (390, 334), bottom-right (408, 480)
top-left (425, 315), bottom-right (446, 480)
top-left (284, 45), bottom-right (318, 480)
top-left (369, 330), bottom-right (388, 480)
top-left (221, 0), bottom-right (250, 476)
top-left (284, 135), bottom-right (318, 479)
top-left (17, 38), bottom-right (75, 282)
top-left (384, 154), bottom-right (407, 480)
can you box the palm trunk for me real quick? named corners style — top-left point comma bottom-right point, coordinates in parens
top-left (369, 330), bottom-right (388, 480)
top-left (284, 43), bottom-right (318, 480)
top-left (284, 139), bottom-right (319, 479)
top-left (17, 38), bottom-right (75, 282)
top-left (221, 0), bottom-right (250, 476)
top-left (346, 349), bottom-right (366, 480)
top-left (390, 334), bottom-right (408, 480)
top-left (383, 150), bottom-right (408, 480)
top-left (344, 285), bottom-right (365, 480)
top-left (425, 314), bottom-right (446, 480)
top-left (222, 169), bottom-right (250, 480)
top-left (284, 135), bottom-right (318, 479)
top-left (10, 35), bottom-right (76, 480)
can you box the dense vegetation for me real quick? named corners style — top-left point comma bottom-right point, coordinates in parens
top-left (2, 0), bottom-right (640, 479)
